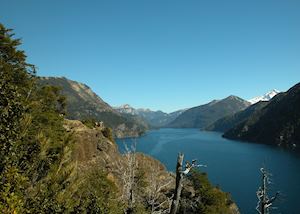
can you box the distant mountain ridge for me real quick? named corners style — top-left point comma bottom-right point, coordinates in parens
top-left (167, 95), bottom-right (251, 129)
top-left (248, 89), bottom-right (280, 104)
top-left (38, 77), bottom-right (147, 138)
top-left (223, 82), bottom-right (300, 149)
top-left (206, 89), bottom-right (281, 132)
top-left (114, 104), bottom-right (187, 127)
top-left (115, 104), bottom-right (138, 115)
top-left (205, 101), bottom-right (269, 132)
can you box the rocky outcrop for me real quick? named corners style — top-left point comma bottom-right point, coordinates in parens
top-left (64, 119), bottom-right (239, 213)
top-left (64, 119), bottom-right (171, 189)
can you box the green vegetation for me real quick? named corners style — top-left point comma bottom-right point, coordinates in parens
top-left (82, 118), bottom-right (115, 143)
top-left (1, 23), bottom-right (239, 214)
top-left (38, 77), bottom-right (148, 138)
top-left (1, 22), bottom-right (36, 213)
top-left (179, 169), bottom-right (235, 214)
top-left (82, 117), bottom-right (98, 129)
top-left (71, 170), bottom-right (123, 214)
top-left (101, 127), bottom-right (115, 143)
top-left (0, 23), bottom-right (122, 214)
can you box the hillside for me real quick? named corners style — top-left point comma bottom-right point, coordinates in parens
top-left (38, 77), bottom-right (147, 138)
top-left (115, 104), bottom-right (187, 128)
top-left (1, 22), bottom-right (240, 213)
top-left (167, 96), bottom-right (250, 129)
top-left (223, 83), bottom-right (300, 149)
top-left (64, 119), bottom-right (174, 213)
top-left (205, 101), bottom-right (269, 132)
top-left (65, 119), bottom-right (239, 214)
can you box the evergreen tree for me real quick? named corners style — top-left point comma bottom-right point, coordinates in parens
top-left (0, 23), bottom-right (123, 213)
top-left (0, 22), bottom-right (36, 213)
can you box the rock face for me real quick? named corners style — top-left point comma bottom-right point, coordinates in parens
top-left (65, 119), bottom-right (176, 212)
top-left (167, 96), bottom-right (250, 129)
top-left (39, 77), bottom-right (147, 138)
top-left (65, 119), bottom-right (239, 214)
top-left (223, 82), bottom-right (300, 149)
top-left (64, 119), bottom-right (119, 171)
top-left (64, 119), bottom-right (172, 182)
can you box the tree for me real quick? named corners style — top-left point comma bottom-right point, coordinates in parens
top-left (0, 23), bottom-right (35, 169)
top-left (256, 168), bottom-right (279, 214)
top-left (0, 23), bottom-right (75, 213)
top-left (145, 159), bottom-right (173, 214)
top-left (169, 153), bottom-right (184, 214)
top-left (0, 22), bottom-right (36, 213)
top-left (183, 169), bottom-right (234, 214)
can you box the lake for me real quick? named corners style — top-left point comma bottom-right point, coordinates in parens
top-left (116, 128), bottom-right (300, 214)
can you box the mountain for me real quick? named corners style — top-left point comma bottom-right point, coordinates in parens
top-left (115, 104), bottom-right (187, 127)
top-left (168, 109), bottom-right (188, 123)
top-left (135, 109), bottom-right (170, 127)
top-left (223, 83), bottom-right (300, 149)
top-left (114, 104), bottom-right (138, 115)
top-left (205, 101), bottom-right (269, 132)
top-left (135, 108), bottom-right (187, 127)
top-left (248, 89), bottom-right (280, 104)
top-left (38, 77), bottom-right (147, 138)
top-left (167, 96), bottom-right (251, 129)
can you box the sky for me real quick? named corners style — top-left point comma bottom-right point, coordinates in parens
top-left (1, 0), bottom-right (300, 112)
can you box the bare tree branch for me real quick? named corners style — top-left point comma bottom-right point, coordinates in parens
top-left (256, 168), bottom-right (280, 214)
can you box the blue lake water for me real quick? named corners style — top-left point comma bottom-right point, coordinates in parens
top-left (116, 128), bottom-right (300, 214)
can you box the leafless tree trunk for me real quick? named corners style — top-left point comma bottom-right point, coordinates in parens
top-left (169, 153), bottom-right (184, 214)
top-left (146, 163), bottom-right (173, 214)
top-left (112, 142), bottom-right (138, 214)
top-left (256, 168), bottom-right (279, 214)
top-left (123, 143), bottom-right (138, 213)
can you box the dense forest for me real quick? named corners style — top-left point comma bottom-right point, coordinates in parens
top-left (0, 23), bottom-right (239, 213)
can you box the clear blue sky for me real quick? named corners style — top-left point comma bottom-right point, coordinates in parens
top-left (1, 0), bottom-right (299, 112)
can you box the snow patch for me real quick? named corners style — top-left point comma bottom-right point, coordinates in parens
top-left (248, 89), bottom-right (280, 104)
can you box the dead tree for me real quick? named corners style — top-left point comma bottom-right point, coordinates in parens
top-left (146, 162), bottom-right (173, 214)
top-left (112, 142), bottom-right (138, 214)
top-left (169, 154), bottom-right (207, 214)
top-left (256, 168), bottom-right (279, 214)
top-left (123, 143), bottom-right (138, 213)
top-left (169, 153), bottom-right (184, 214)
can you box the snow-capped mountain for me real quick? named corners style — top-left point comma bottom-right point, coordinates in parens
top-left (248, 89), bottom-right (280, 104)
